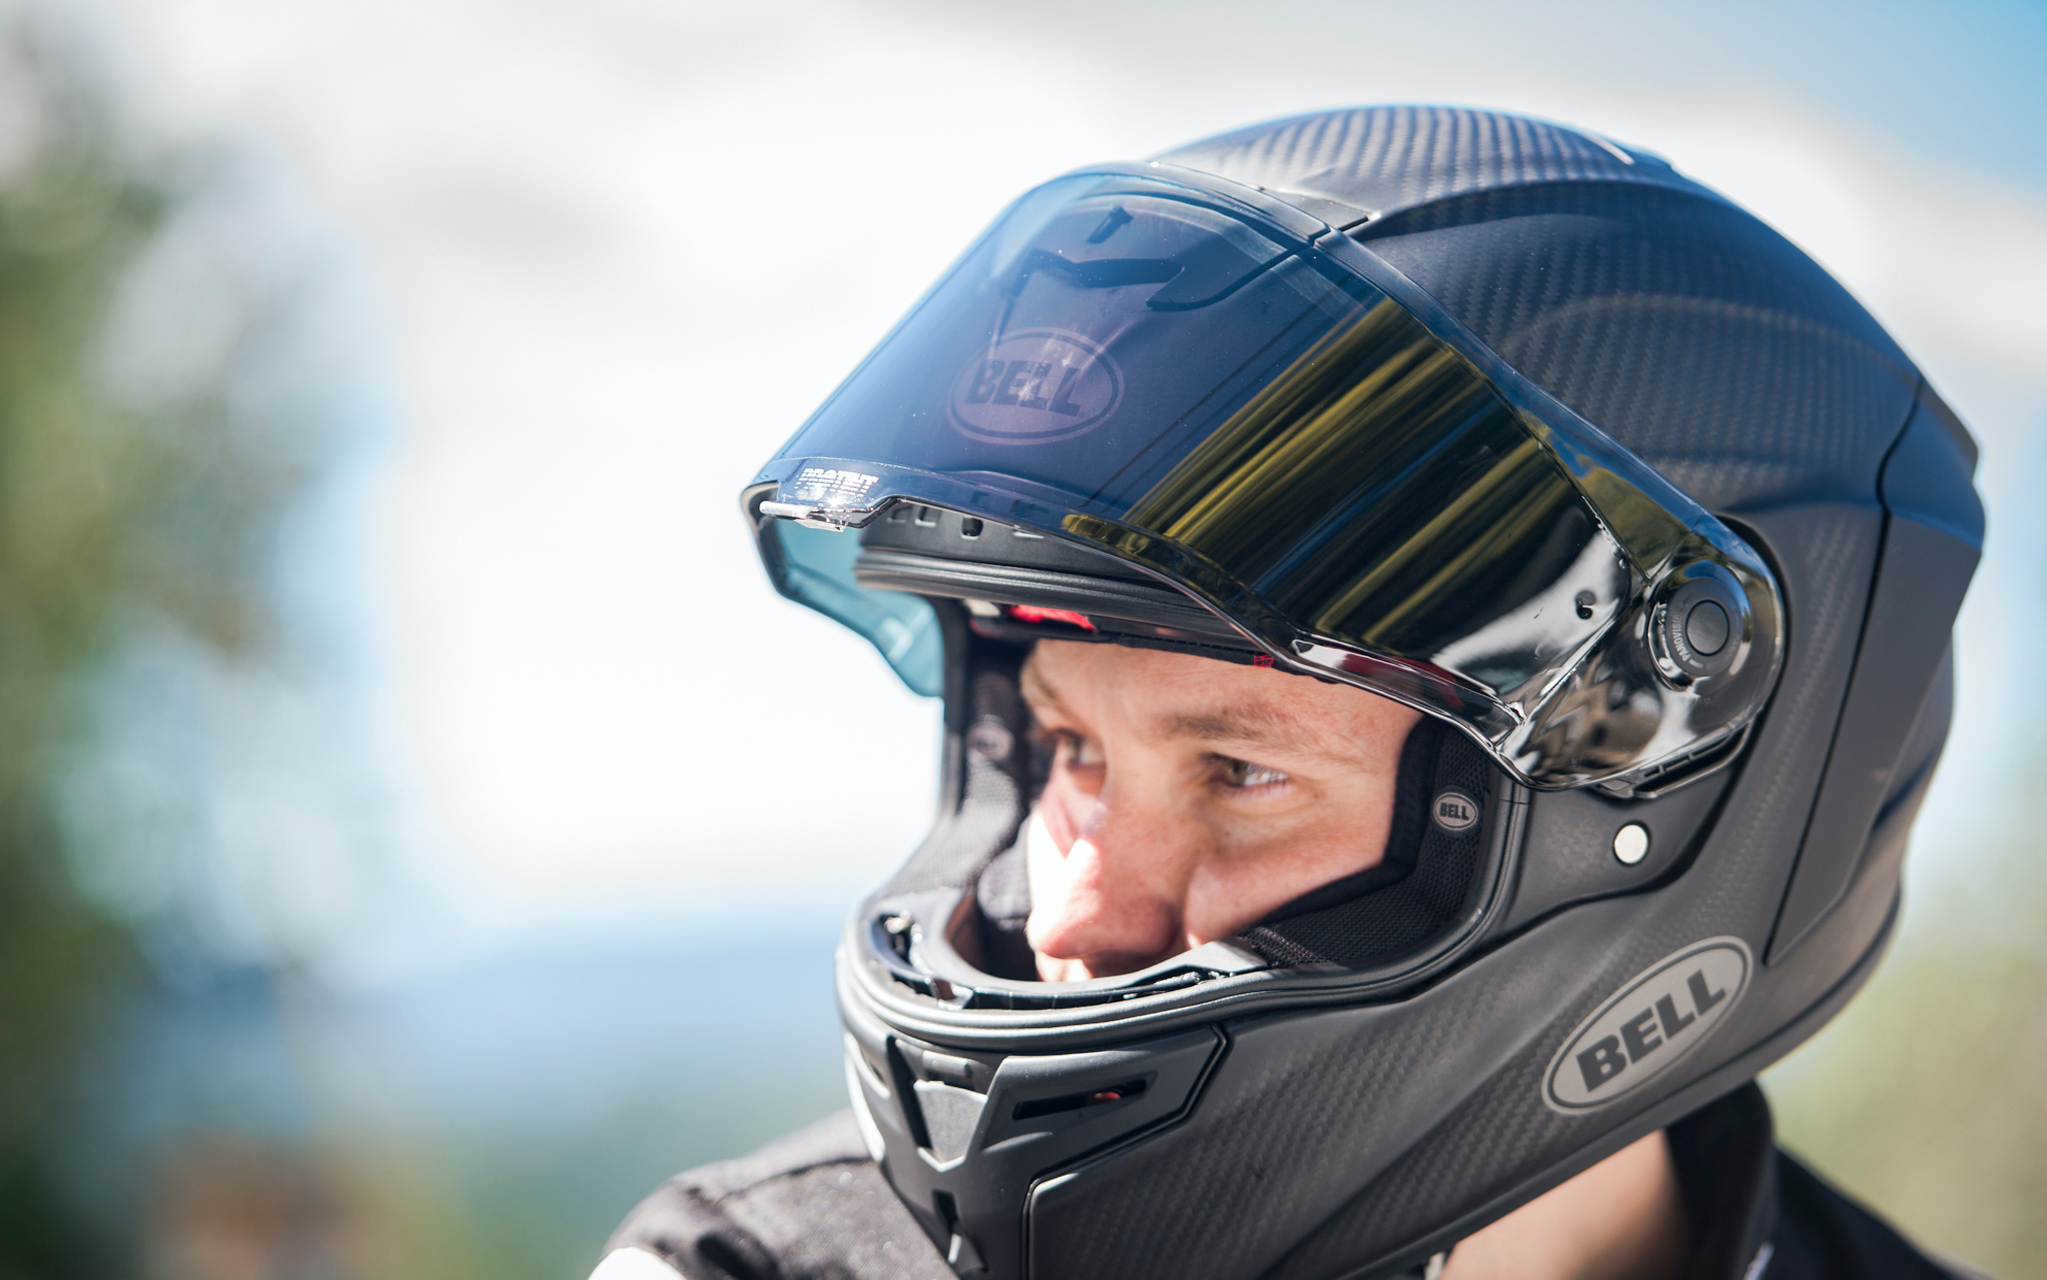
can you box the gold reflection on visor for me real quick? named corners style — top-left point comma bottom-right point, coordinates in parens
top-left (1122, 298), bottom-right (1592, 659)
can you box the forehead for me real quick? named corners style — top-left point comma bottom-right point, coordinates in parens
top-left (1023, 640), bottom-right (1287, 702)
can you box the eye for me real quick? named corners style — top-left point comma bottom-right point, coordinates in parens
top-left (1218, 757), bottom-right (1289, 790)
top-left (1036, 729), bottom-right (1102, 769)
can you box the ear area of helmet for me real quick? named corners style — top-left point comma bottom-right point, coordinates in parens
top-left (1494, 763), bottom-right (1739, 937)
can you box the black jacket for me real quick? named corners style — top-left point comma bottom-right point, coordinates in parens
top-left (596, 1084), bottom-right (1980, 1280)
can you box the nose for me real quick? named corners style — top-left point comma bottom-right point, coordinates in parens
top-left (1024, 793), bottom-right (1198, 978)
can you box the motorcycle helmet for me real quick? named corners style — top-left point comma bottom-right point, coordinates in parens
top-left (740, 106), bottom-right (1982, 1280)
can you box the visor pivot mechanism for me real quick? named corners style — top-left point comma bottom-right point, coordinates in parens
top-left (1650, 564), bottom-right (1748, 685)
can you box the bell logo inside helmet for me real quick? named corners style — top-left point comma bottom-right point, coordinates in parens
top-left (739, 105), bottom-right (1982, 1280)
top-left (1431, 789), bottom-right (1480, 834)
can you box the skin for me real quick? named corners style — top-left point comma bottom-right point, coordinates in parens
top-left (1020, 640), bottom-right (1421, 980)
top-left (1017, 640), bottom-right (1688, 1280)
top-left (1442, 1130), bottom-right (1688, 1280)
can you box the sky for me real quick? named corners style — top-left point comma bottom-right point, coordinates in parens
top-left (78, 0), bottom-right (2047, 976)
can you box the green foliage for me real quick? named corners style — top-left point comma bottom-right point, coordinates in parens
top-left (0, 17), bottom-right (340, 1276)
top-left (1766, 759), bottom-right (2047, 1279)
top-left (0, 38), bottom-right (159, 1280)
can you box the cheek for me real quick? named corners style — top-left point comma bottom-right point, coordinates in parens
top-left (1178, 837), bottom-right (1308, 940)
top-left (1181, 800), bottom-right (1393, 941)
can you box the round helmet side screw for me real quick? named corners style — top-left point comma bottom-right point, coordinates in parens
top-left (1613, 824), bottom-right (1650, 865)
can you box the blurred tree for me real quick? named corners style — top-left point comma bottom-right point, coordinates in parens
top-left (0, 22), bottom-right (160, 1278)
top-left (0, 10), bottom-right (352, 1276)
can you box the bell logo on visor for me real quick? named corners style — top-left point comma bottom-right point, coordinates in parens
top-left (948, 329), bottom-right (1122, 444)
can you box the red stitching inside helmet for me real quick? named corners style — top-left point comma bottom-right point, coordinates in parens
top-left (1006, 605), bottom-right (1095, 631)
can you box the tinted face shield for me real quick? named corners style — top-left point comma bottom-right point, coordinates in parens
top-left (748, 167), bottom-right (1783, 795)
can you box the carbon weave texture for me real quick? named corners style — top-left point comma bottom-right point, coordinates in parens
top-left (1708, 509), bottom-right (1881, 911)
top-left (1153, 105), bottom-right (1701, 220)
top-left (1028, 963), bottom-right (1542, 1279)
top-left (1262, 916), bottom-right (1734, 1279)
top-left (1028, 891), bottom-right (1778, 1280)
top-left (1356, 184), bottom-right (1919, 512)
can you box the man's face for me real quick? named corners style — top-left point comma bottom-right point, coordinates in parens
top-left (1019, 640), bottom-right (1422, 982)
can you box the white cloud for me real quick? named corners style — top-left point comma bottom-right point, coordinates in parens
top-left (95, 0), bottom-right (2047, 916)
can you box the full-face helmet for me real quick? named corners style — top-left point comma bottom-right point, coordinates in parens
top-left (742, 106), bottom-right (1982, 1280)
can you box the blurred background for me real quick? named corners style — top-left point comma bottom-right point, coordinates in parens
top-left (0, 0), bottom-right (2040, 1276)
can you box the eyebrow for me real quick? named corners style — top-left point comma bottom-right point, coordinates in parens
top-left (1024, 655), bottom-right (1335, 761)
top-left (1158, 707), bottom-right (1324, 758)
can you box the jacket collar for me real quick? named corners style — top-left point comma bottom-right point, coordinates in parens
top-left (1667, 1082), bottom-right (1779, 1280)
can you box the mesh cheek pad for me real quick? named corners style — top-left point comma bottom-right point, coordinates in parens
top-left (884, 641), bottom-right (1037, 901)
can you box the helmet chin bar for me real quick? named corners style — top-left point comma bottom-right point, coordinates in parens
top-left (841, 980), bottom-right (1228, 1280)
top-left (834, 618), bottom-right (1534, 1278)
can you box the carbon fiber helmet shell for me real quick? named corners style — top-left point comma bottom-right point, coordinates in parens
top-left (749, 107), bottom-right (1983, 1280)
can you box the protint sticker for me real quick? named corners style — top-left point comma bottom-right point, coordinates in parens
top-left (1543, 938), bottom-right (1751, 1113)
top-left (782, 466), bottom-right (881, 508)
top-left (949, 330), bottom-right (1121, 445)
